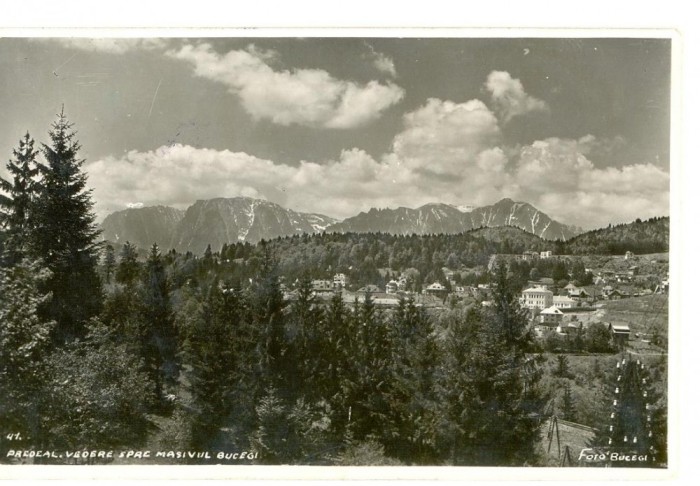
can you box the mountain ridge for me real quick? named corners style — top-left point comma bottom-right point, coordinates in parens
top-left (326, 198), bottom-right (580, 240)
top-left (99, 197), bottom-right (582, 253)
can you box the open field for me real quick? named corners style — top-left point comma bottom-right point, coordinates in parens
top-left (599, 294), bottom-right (668, 354)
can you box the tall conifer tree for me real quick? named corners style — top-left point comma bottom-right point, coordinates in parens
top-left (142, 243), bottom-right (177, 405)
top-left (28, 109), bottom-right (103, 342)
top-left (0, 132), bottom-right (39, 264)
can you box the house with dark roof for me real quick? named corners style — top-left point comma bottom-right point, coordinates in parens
top-left (569, 288), bottom-right (591, 301)
top-left (540, 306), bottom-right (564, 326)
top-left (425, 282), bottom-right (448, 297)
top-left (608, 322), bottom-right (631, 346)
top-left (606, 288), bottom-right (630, 300)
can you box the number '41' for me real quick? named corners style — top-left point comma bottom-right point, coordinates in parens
top-left (6, 433), bottom-right (21, 440)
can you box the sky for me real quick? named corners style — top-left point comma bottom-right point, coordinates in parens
top-left (0, 36), bottom-right (671, 229)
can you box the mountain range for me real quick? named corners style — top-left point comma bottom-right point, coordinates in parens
top-left (100, 197), bottom-right (581, 254)
top-left (326, 198), bottom-right (578, 241)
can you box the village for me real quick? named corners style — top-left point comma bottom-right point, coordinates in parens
top-left (280, 249), bottom-right (669, 355)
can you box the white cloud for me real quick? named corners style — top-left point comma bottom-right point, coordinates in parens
top-left (511, 137), bottom-right (669, 228)
top-left (168, 43), bottom-right (405, 129)
top-left (372, 53), bottom-right (397, 77)
top-left (38, 37), bottom-right (168, 54)
top-left (364, 43), bottom-right (397, 77)
top-left (392, 98), bottom-right (502, 176)
top-left (485, 70), bottom-right (549, 122)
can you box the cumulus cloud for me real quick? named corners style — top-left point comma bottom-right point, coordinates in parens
top-left (392, 98), bottom-right (502, 176)
top-left (168, 43), bottom-right (405, 129)
top-left (37, 37), bottom-right (168, 54)
top-left (485, 70), bottom-right (549, 122)
top-left (511, 137), bottom-right (669, 228)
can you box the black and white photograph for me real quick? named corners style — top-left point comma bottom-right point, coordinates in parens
top-left (0, 29), bottom-right (677, 479)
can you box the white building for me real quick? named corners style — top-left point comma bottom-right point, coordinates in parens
top-left (333, 273), bottom-right (346, 288)
top-left (521, 287), bottom-right (554, 310)
top-left (540, 250), bottom-right (553, 259)
top-left (553, 296), bottom-right (577, 309)
top-left (539, 306), bottom-right (564, 326)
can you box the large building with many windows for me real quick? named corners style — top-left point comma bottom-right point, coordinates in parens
top-left (521, 286), bottom-right (554, 310)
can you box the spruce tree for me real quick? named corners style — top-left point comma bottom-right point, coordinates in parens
top-left (180, 281), bottom-right (236, 449)
top-left (28, 109), bottom-right (102, 342)
top-left (142, 243), bottom-right (177, 405)
top-left (116, 241), bottom-right (140, 286)
top-left (386, 295), bottom-right (439, 463)
top-left (0, 132), bottom-right (39, 265)
top-left (555, 355), bottom-right (572, 379)
top-left (344, 293), bottom-right (392, 443)
top-left (437, 263), bottom-right (546, 465)
top-left (589, 356), bottom-right (666, 467)
top-left (287, 273), bottom-right (324, 401)
top-left (102, 244), bottom-right (116, 284)
top-left (252, 245), bottom-right (286, 396)
top-left (318, 290), bottom-right (351, 439)
top-left (435, 306), bottom-right (482, 464)
top-left (561, 381), bottom-right (577, 422)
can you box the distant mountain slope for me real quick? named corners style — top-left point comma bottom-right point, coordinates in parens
top-left (100, 198), bottom-right (338, 253)
top-left (98, 197), bottom-right (589, 255)
top-left (100, 206), bottom-right (185, 250)
top-left (467, 198), bottom-right (580, 240)
top-left (170, 198), bottom-right (338, 253)
top-left (327, 198), bottom-right (580, 240)
top-left (559, 217), bottom-right (669, 255)
top-left (326, 203), bottom-right (469, 235)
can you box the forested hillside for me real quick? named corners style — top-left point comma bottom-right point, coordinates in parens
top-left (210, 227), bottom-right (546, 288)
top-left (557, 217), bottom-right (669, 255)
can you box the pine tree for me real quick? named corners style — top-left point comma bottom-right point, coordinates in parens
top-left (102, 244), bottom-right (116, 284)
top-left (179, 282), bottom-right (236, 449)
top-left (252, 246), bottom-right (287, 396)
top-left (202, 243), bottom-right (214, 269)
top-left (555, 355), bottom-right (572, 379)
top-left (116, 241), bottom-right (140, 286)
top-left (385, 295), bottom-right (440, 463)
top-left (287, 273), bottom-right (324, 401)
top-left (435, 306), bottom-right (482, 464)
top-left (561, 381), bottom-right (577, 422)
top-left (589, 356), bottom-right (666, 467)
top-left (317, 290), bottom-right (352, 439)
top-left (28, 109), bottom-right (103, 342)
top-left (437, 263), bottom-right (546, 465)
top-left (0, 133), bottom-right (39, 264)
top-left (142, 243), bottom-right (177, 406)
top-left (344, 293), bottom-right (392, 443)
